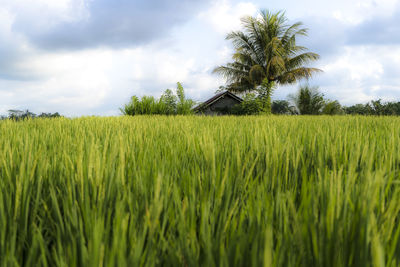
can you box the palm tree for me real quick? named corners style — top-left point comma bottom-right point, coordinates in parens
top-left (288, 85), bottom-right (325, 115)
top-left (213, 10), bottom-right (321, 113)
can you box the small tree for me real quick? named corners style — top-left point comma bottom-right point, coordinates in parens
top-left (322, 100), bottom-right (343, 115)
top-left (272, 100), bottom-right (296, 115)
top-left (121, 82), bottom-right (194, 116)
top-left (160, 89), bottom-right (177, 115)
top-left (288, 85), bottom-right (325, 115)
top-left (231, 93), bottom-right (264, 115)
top-left (176, 82), bottom-right (194, 115)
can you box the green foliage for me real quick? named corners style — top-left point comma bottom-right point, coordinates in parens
top-left (232, 93), bottom-right (264, 115)
top-left (1, 116), bottom-right (400, 266)
top-left (37, 112), bottom-right (61, 118)
top-left (121, 82), bottom-right (195, 115)
top-left (344, 100), bottom-right (400, 115)
top-left (213, 10), bottom-right (321, 113)
top-left (272, 100), bottom-right (296, 114)
top-left (176, 82), bottom-right (195, 115)
top-left (345, 103), bottom-right (372, 115)
top-left (322, 100), bottom-right (344, 115)
top-left (8, 109), bottom-right (36, 120)
top-left (289, 85), bottom-right (326, 115)
top-left (160, 89), bottom-right (177, 115)
top-left (121, 95), bottom-right (161, 115)
top-left (5, 110), bottom-right (61, 120)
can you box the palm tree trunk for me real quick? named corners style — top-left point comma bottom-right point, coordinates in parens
top-left (259, 79), bottom-right (275, 114)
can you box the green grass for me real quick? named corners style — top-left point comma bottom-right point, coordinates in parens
top-left (0, 116), bottom-right (400, 267)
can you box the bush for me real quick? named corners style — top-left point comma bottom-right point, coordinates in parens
top-left (160, 89), bottom-right (177, 115)
top-left (289, 85), bottom-right (325, 115)
top-left (121, 82), bottom-right (195, 116)
top-left (38, 112), bottom-right (62, 118)
top-left (272, 100), bottom-right (297, 115)
top-left (322, 100), bottom-right (344, 115)
top-left (176, 82), bottom-right (195, 115)
top-left (231, 93), bottom-right (264, 115)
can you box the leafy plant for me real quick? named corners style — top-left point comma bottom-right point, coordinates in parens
top-left (272, 100), bottom-right (296, 115)
top-left (289, 85), bottom-right (325, 115)
top-left (176, 82), bottom-right (195, 115)
top-left (121, 82), bottom-right (195, 115)
top-left (322, 100), bottom-right (344, 115)
top-left (231, 93), bottom-right (264, 115)
top-left (160, 89), bottom-right (177, 115)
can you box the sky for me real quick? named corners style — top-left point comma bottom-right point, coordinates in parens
top-left (1, 0), bottom-right (400, 116)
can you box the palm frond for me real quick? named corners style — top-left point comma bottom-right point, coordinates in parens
top-left (277, 67), bottom-right (322, 84)
top-left (286, 52), bottom-right (321, 70)
top-left (212, 65), bottom-right (249, 83)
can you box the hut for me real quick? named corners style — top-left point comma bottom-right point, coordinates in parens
top-left (193, 91), bottom-right (243, 115)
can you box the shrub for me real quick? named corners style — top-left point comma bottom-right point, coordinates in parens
top-left (272, 100), bottom-right (296, 115)
top-left (176, 82), bottom-right (195, 115)
top-left (322, 100), bottom-right (344, 115)
top-left (38, 112), bottom-right (62, 118)
top-left (121, 82), bottom-right (195, 116)
top-left (289, 85), bottom-right (325, 115)
top-left (231, 93), bottom-right (264, 115)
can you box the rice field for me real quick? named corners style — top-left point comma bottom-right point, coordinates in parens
top-left (0, 116), bottom-right (400, 267)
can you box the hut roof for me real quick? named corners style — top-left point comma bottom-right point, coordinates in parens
top-left (193, 91), bottom-right (243, 111)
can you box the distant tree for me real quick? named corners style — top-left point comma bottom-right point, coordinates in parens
top-left (288, 85), bottom-right (325, 115)
top-left (344, 100), bottom-right (400, 116)
top-left (232, 93), bottom-right (264, 115)
top-left (322, 100), bottom-right (344, 115)
top-left (121, 96), bottom-right (139, 116)
top-left (176, 82), bottom-right (195, 115)
top-left (213, 10), bottom-right (321, 113)
top-left (6, 110), bottom-right (62, 120)
top-left (121, 82), bottom-right (195, 116)
top-left (160, 89), bottom-right (177, 115)
top-left (38, 112), bottom-right (61, 118)
top-left (383, 101), bottom-right (400, 115)
top-left (344, 104), bottom-right (371, 115)
top-left (8, 109), bottom-right (36, 120)
top-left (272, 100), bottom-right (296, 114)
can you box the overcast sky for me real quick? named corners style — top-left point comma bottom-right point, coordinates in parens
top-left (1, 0), bottom-right (400, 116)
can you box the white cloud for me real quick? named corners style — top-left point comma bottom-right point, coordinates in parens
top-left (199, 0), bottom-right (257, 34)
top-left (3, 0), bottom-right (88, 29)
top-left (331, 0), bottom-right (398, 24)
top-left (0, 44), bottom-right (223, 116)
top-left (314, 45), bottom-right (400, 104)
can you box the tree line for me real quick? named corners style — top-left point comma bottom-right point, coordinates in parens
top-left (120, 82), bottom-right (400, 116)
top-left (244, 85), bottom-right (400, 115)
top-left (0, 110), bottom-right (61, 121)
